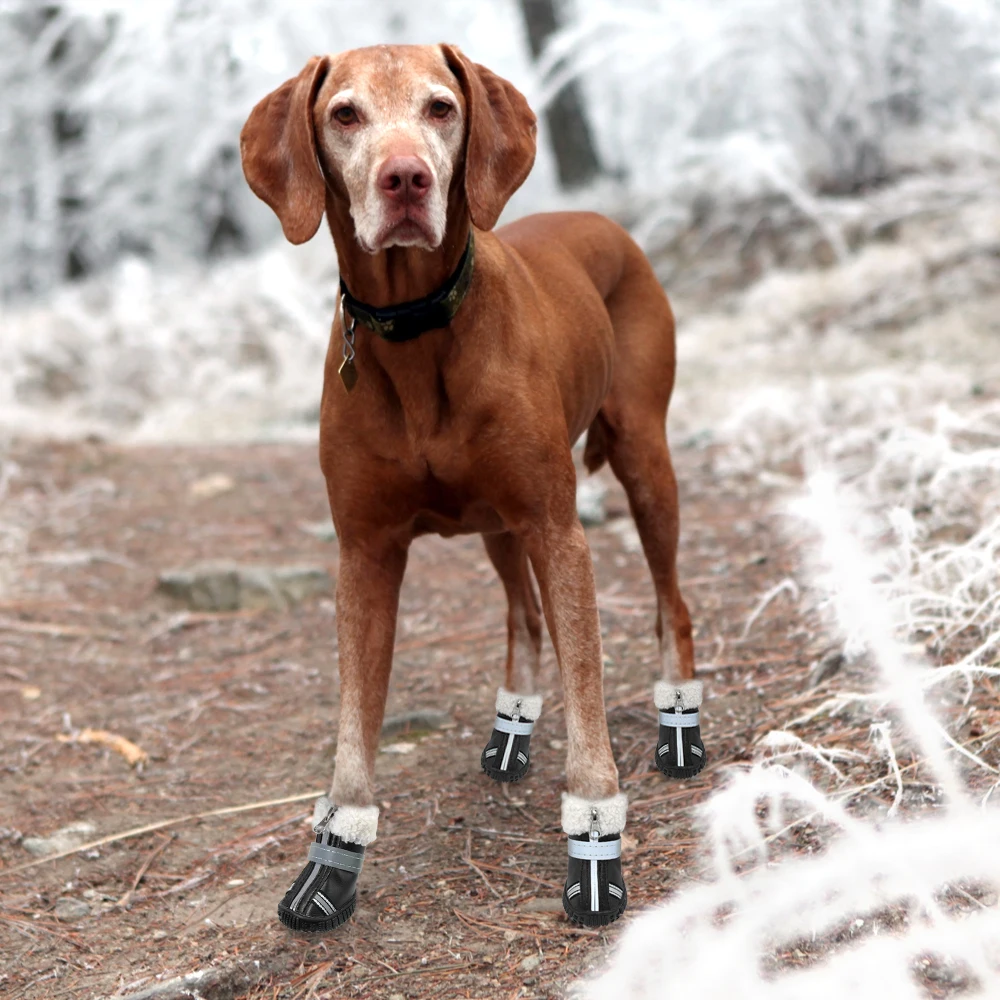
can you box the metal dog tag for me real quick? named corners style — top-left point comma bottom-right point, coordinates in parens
top-left (338, 355), bottom-right (358, 392)
top-left (339, 301), bottom-right (359, 392)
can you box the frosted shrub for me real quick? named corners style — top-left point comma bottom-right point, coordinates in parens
top-left (0, 241), bottom-right (338, 440)
top-left (583, 474), bottom-right (1000, 998)
top-left (543, 0), bottom-right (1000, 255)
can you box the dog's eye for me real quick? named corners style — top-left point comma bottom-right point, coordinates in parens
top-left (333, 105), bottom-right (358, 126)
top-left (428, 100), bottom-right (453, 120)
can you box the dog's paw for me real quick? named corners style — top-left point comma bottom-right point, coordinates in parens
top-left (562, 832), bottom-right (627, 927)
top-left (277, 832), bottom-right (364, 933)
top-left (481, 699), bottom-right (537, 783)
top-left (654, 705), bottom-right (707, 780)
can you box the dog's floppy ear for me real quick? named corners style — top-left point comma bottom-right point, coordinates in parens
top-left (240, 56), bottom-right (331, 244)
top-left (440, 44), bottom-right (537, 231)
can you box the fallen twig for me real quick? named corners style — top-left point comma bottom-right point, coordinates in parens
top-left (117, 833), bottom-right (173, 907)
top-left (0, 790), bottom-right (323, 878)
top-left (143, 609), bottom-right (261, 644)
top-left (348, 962), bottom-right (472, 988)
top-left (463, 828), bottom-right (501, 898)
top-left (463, 856), bottom-right (502, 898)
top-left (455, 906), bottom-right (602, 938)
top-left (454, 907), bottom-right (525, 935)
top-left (464, 858), bottom-right (562, 891)
top-left (740, 577), bottom-right (799, 639)
top-left (0, 914), bottom-right (92, 952)
top-left (0, 617), bottom-right (116, 640)
top-left (112, 954), bottom-right (294, 1000)
top-left (218, 628), bottom-right (291, 660)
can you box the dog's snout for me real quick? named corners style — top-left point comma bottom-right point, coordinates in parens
top-left (377, 156), bottom-right (432, 204)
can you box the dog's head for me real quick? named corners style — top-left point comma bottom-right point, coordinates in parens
top-left (240, 44), bottom-right (537, 252)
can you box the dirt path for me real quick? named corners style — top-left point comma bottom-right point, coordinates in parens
top-left (0, 438), bottom-right (856, 999)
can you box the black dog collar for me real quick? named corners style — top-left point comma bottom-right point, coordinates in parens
top-left (339, 231), bottom-right (475, 342)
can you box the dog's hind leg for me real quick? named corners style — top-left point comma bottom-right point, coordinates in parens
top-left (601, 419), bottom-right (695, 683)
top-left (600, 265), bottom-right (706, 780)
top-left (277, 536), bottom-right (408, 933)
top-left (603, 424), bottom-right (706, 779)
top-left (480, 531), bottom-right (544, 782)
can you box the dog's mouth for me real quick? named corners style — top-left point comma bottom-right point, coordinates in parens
top-left (366, 205), bottom-right (440, 252)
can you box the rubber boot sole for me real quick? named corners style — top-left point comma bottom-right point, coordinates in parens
top-left (278, 893), bottom-right (356, 933)
top-left (655, 751), bottom-right (707, 780)
top-left (562, 888), bottom-right (627, 927)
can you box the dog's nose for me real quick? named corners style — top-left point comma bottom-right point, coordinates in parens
top-left (377, 156), bottom-right (431, 204)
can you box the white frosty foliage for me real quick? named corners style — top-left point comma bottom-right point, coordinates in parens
top-left (668, 188), bottom-right (1000, 681)
top-left (583, 475), bottom-right (1000, 998)
top-left (0, 242), bottom-right (338, 441)
top-left (587, 801), bottom-right (1000, 999)
top-left (543, 0), bottom-right (1000, 255)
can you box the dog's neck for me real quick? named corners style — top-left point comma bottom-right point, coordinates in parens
top-left (325, 191), bottom-right (472, 309)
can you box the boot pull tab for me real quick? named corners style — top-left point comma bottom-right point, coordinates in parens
top-left (313, 803), bottom-right (336, 835)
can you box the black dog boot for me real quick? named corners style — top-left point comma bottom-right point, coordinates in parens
top-left (277, 798), bottom-right (378, 933)
top-left (561, 793), bottom-right (628, 927)
top-left (654, 680), bottom-right (707, 779)
top-left (481, 688), bottom-right (542, 782)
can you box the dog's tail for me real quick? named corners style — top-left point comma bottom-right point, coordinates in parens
top-left (582, 413), bottom-right (611, 474)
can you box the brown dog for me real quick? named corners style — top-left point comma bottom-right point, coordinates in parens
top-left (240, 43), bottom-right (705, 931)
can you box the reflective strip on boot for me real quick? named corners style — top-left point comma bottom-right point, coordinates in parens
top-left (290, 862), bottom-right (324, 913)
top-left (659, 709), bottom-right (700, 770)
top-left (493, 715), bottom-right (535, 735)
top-left (307, 842), bottom-right (365, 874)
top-left (567, 838), bottom-right (622, 860)
top-left (493, 714), bottom-right (534, 771)
top-left (657, 709), bottom-right (700, 728)
top-left (568, 836), bottom-right (621, 912)
top-left (312, 891), bottom-right (336, 916)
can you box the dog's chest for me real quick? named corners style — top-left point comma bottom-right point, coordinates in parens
top-left (324, 342), bottom-right (540, 537)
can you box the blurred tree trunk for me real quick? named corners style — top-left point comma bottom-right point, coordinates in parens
top-left (1, 2), bottom-right (108, 294)
top-left (518, 0), bottom-right (603, 189)
top-left (888, 0), bottom-right (923, 125)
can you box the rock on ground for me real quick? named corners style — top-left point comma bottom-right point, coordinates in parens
top-left (54, 897), bottom-right (91, 921)
top-left (21, 820), bottom-right (97, 858)
top-left (156, 562), bottom-right (331, 611)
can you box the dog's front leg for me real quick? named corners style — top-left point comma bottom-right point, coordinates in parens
top-left (277, 536), bottom-right (407, 932)
top-left (331, 538), bottom-right (408, 807)
top-left (523, 503), bottom-right (629, 926)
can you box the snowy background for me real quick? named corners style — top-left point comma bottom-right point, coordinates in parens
top-left (3, 0), bottom-right (1000, 996)
top-left (3, 0), bottom-right (999, 443)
